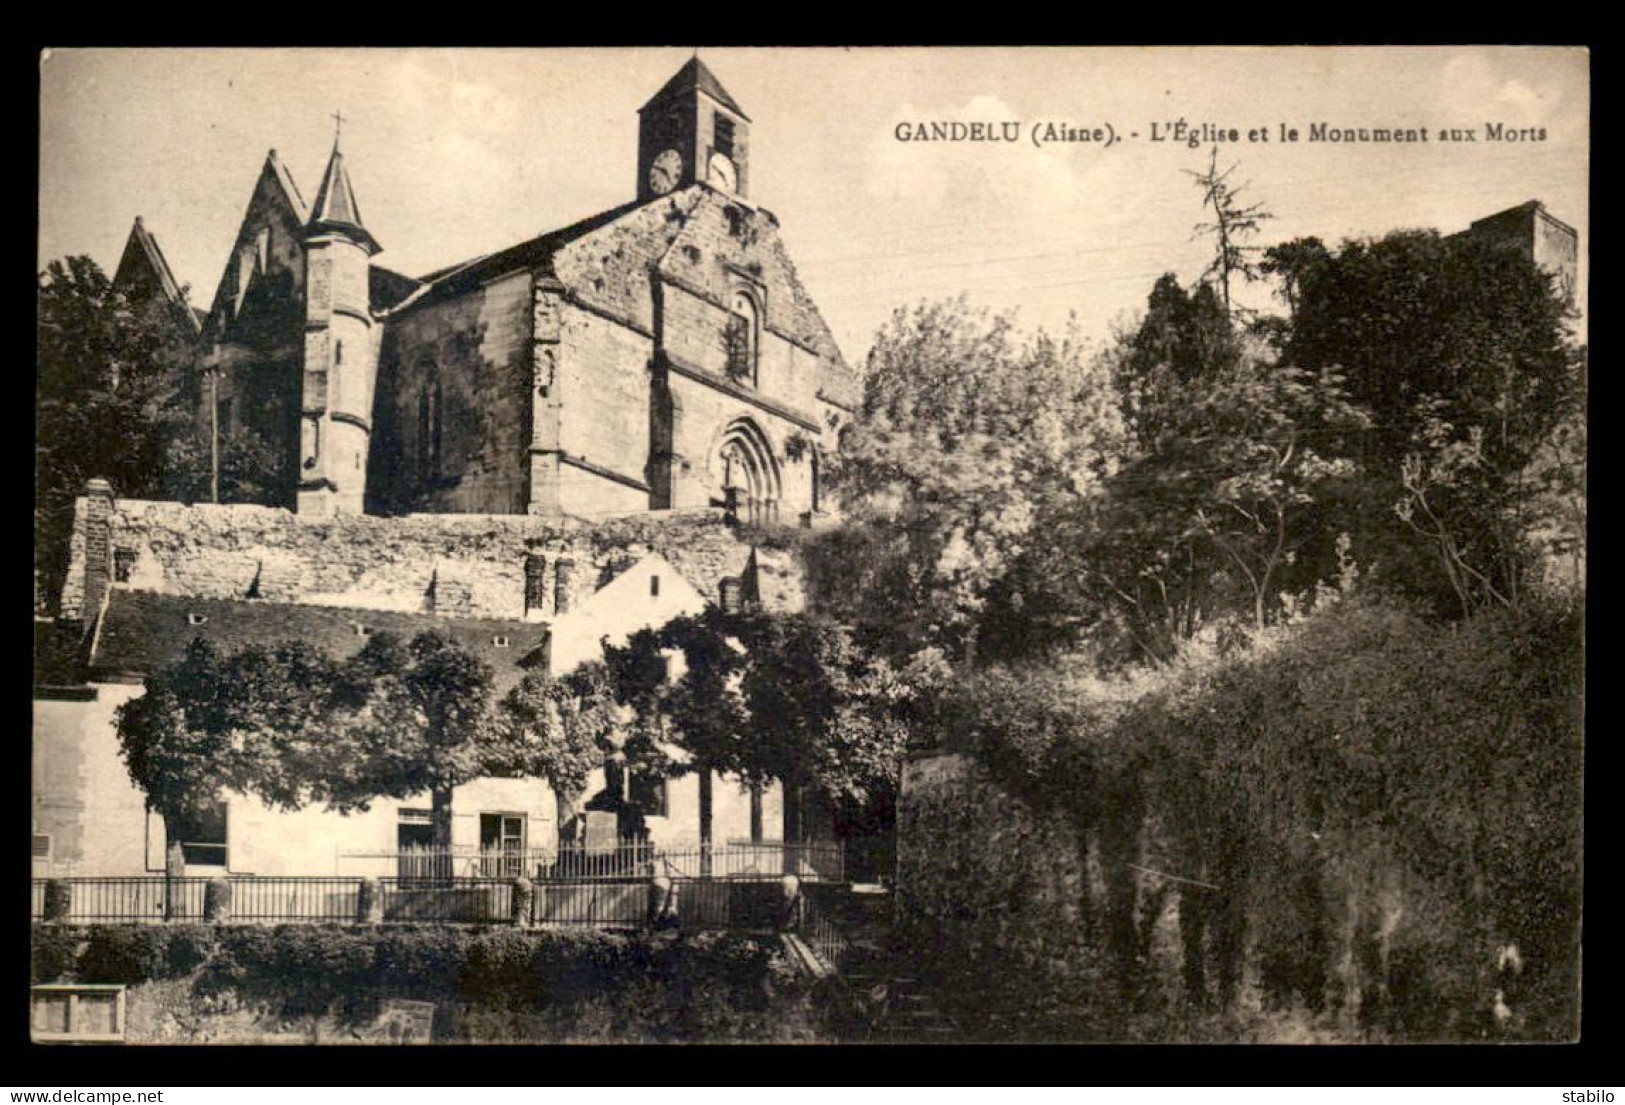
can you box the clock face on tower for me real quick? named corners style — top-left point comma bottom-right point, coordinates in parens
top-left (707, 151), bottom-right (737, 194)
top-left (648, 148), bottom-right (683, 196)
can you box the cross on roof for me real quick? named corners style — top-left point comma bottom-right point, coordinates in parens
top-left (331, 110), bottom-right (346, 148)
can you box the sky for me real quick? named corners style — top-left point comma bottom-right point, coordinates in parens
top-left (39, 47), bottom-right (1589, 362)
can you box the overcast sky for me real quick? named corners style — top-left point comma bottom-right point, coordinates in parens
top-left (39, 47), bottom-right (1589, 361)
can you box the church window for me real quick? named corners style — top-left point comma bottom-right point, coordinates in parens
top-left (726, 290), bottom-right (759, 385)
top-left (810, 449), bottom-right (821, 514)
top-left (714, 114), bottom-right (736, 159)
top-left (335, 340), bottom-right (343, 366)
top-left (650, 574), bottom-right (661, 598)
top-left (302, 417), bottom-right (320, 469)
top-left (113, 548), bottom-right (137, 584)
top-left (417, 388), bottom-right (431, 474)
top-left (432, 381), bottom-right (445, 471)
top-left (256, 227), bottom-right (270, 275)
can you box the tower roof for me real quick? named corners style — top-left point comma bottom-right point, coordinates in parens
top-left (308, 144), bottom-right (381, 254)
top-left (639, 57), bottom-right (749, 121)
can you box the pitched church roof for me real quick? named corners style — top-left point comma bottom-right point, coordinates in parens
top-left (309, 144), bottom-right (381, 254)
top-left (112, 217), bottom-right (200, 333)
top-left (640, 56), bottom-right (749, 120)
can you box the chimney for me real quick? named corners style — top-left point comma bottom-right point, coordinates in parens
top-left (554, 558), bottom-right (576, 615)
top-left (524, 554), bottom-right (548, 617)
top-left (80, 478), bottom-right (116, 627)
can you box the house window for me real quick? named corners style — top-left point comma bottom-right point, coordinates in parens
top-left (171, 800), bottom-right (227, 868)
top-left (113, 548), bottom-right (137, 583)
top-left (479, 814), bottom-right (526, 878)
top-left (32, 833), bottom-right (51, 859)
top-left (218, 396), bottom-right (234, 436)
top-left (397, 808), bottom-right (436, 884)
top-left (714, 114), bottom-right (736, 159)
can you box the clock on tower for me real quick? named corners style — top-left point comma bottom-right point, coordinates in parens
top-left (636, 57), bottom-right (751, 202)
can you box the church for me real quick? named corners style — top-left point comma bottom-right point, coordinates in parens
top-left (32, 60), bottom-right (857, 884)
top-left (123, 57), bottom-right (856, 524)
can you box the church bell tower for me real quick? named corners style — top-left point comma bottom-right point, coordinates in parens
top-left (298, 126), bottom-right (381, 517)
top-left (637, 58), bottom-right (751, 202)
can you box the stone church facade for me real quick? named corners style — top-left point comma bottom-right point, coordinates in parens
top-left (177, 57), bottom-right (855, 523)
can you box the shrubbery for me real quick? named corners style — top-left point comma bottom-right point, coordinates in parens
top-left (30, 923), bottom-right (815, 1042)
top-left (906, 595), bottom-right (1583, 1041)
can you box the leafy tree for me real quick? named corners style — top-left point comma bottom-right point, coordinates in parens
top-left (491, 663), bottom-right (624, 842)
top-left (36, 256), bottom-right (196, 612)
top-left (1276, 229), bottom-right (1584, 615)
top-left (602, 609), bottom-right (915, 842)
top-left (117, 631), bottom-right (503, 870)
top-left (115, 638), bottom-right (347, 868)
top-left (326, 631), bottom-right (497, 852)
top-left (820, 298), bottom-right (1124, 664)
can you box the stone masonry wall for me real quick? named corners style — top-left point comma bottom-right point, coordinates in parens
top-left (370, 271), bottom-right (533, 515)
top-left (68, 498), bottom-right (805, 621)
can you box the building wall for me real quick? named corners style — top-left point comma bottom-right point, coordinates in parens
top-left (70, 498), bottom-right (805, 620)
top-left (32, 685), bottom-right (152, 878)
top-left (554, 303), bottom-right (655, 507)
top-left (198, 159), bottom-right (312, 509)
top-left (370, 271), bottom-right (534, 515)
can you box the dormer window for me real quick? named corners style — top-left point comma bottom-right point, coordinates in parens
top-left (353, 623), bottom-right (371, 638)
top-left (493, 635), bottom-right (511, 648)
top-left (187, 613), bottom-right (208, 627)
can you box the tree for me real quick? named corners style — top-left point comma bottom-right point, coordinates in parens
top-left (1276, 229), bottom-right (1583, 615)
top-left (491, 663), bottom-right (623, 843)
top-left (602, 609), bottom-right (915, 843)
top-left (819, 299), bottom-right (1124, 664)
top-left (1186, 147), bottom-right (1274, 319)
top-left (328, 631), bottom-right (497, 855)
top-left (117, 630), bottom-right (506, 878)
top-left (115, 638), bottom-right (348, 870)
top-left (36, 256), bottom-right (196, 612)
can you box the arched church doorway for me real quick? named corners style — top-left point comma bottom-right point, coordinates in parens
top-left (715, 417), bottom-right (780, 525)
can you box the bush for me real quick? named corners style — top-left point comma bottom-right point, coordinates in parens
top-left (914, 596), bottom-right (1583, 1041)
top-left (31, 925), bottom-right (84, 983)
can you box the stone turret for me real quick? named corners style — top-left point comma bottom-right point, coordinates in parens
top-left (299, 135), bottom-right (381, 516)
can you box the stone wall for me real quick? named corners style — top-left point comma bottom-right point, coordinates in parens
top-left (370, 271), bottom-right (533, 515)
top-left (66, 497), bottom-right (805, 622)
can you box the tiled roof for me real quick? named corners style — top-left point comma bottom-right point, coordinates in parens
top-left (388, 199), bottom-right (644, 313)
top-left (112, 218), bottom-right (201, 333)
top-left (369, 265), bottom-right (421, 312)
top-left (641, 57), bottom-right (749, 121)
top-left (90, 591), bottom-right (548, 694)
top-left (308, 147), bottom-right (380, 254)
